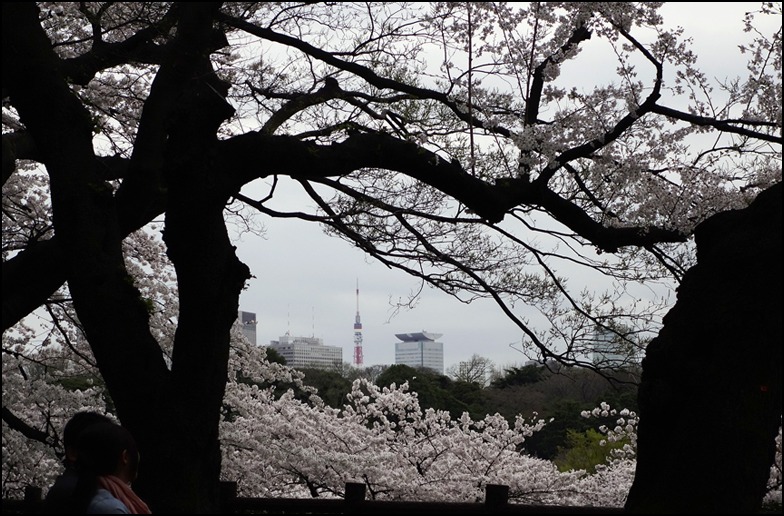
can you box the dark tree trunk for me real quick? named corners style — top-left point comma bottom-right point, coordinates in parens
top-left (137, 5), bottom-right (249, 511)
top-left (626, 182), bottom-right (782, 513)
top-left (3, 3), bottom-right (246, 513)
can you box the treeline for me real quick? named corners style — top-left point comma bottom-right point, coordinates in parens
top-left (264, 350), bottom-right (640, 472)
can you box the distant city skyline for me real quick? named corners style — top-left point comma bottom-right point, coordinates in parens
top-left (233, 3), bottom-right (768, 375)
top-left (234, 182), bottom-right (540, 372)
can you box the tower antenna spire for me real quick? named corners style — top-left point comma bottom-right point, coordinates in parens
top-left (353, 279), bottom-right (364, 366)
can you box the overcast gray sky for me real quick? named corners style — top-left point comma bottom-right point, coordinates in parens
top-left (234, 3), bottom-right (776, 372)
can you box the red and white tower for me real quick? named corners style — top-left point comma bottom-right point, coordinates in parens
top-left (353, 279), bottom-right (364, 366)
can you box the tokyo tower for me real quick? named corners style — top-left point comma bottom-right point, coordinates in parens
top-left (353, 279), bottom-right (363, 366)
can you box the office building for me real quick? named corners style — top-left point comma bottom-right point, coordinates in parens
top-left (591, 327), bottom-right (636, 368)
top-left (269, 334), bottom-right (343, 370)
top-left (238, 310), bottom-right (257, 345)
top-left (394, 331), bottom-right (444, 374)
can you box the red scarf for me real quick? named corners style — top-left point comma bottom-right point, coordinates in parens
top-left (98, 475), bottom-right (152, 514)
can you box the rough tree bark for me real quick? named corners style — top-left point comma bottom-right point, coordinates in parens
top-left (626, 182), bottom-right (782, 513)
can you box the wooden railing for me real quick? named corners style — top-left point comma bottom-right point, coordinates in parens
top-left (3, 482), bottom-right (625, 514)
top-left (2, 486), bottom-right (43, 514)
top-left (221, 482), bottom-right (625, 514)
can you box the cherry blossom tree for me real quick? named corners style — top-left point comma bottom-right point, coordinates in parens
top-left (3, 2), bottom-right (781, 512)
top-left (6, 335), bottom-right (781, 508)
top-left (222, 342), bottom-right (577, 504)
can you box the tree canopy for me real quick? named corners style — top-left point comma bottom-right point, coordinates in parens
top-left (2, 2), bottom-right (781, 512)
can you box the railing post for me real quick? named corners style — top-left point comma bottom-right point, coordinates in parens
top-left (24, 485), bottom-right (42, 514)
top-left (219, 481), bottom-right (238, 513)
top-left (485, 484), bottom-right (509, 506)
top-left (345, 482), bottom-right (366, 503)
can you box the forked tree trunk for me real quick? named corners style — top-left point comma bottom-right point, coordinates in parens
top-left (4, 3), bottom-right (247, 512)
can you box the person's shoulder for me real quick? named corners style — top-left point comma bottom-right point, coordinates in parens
top-left (44, 471), bottom-right (80, 512)
top-left (45, 470), bottom-right (78, 498)
top-left (87, 488), bottom-right (130, 514)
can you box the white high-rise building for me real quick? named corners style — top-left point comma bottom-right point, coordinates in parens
top-left (269, 334), bottom-right (343, 370)
top-left (394, 331), bottom-right (444, 374)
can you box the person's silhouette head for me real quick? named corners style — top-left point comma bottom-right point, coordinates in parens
top-left (76, 421), bottom-right (141, 483)
top-left (61, 411), bottom-right (114, 467)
